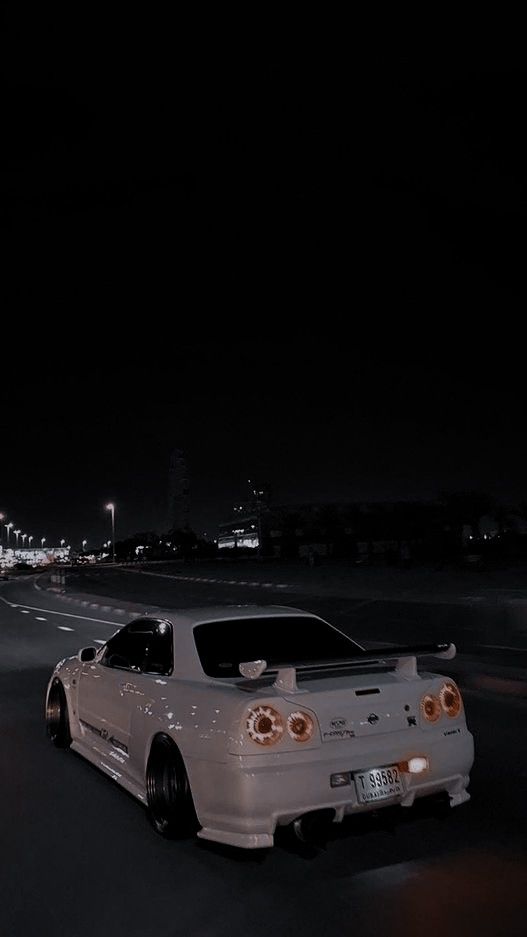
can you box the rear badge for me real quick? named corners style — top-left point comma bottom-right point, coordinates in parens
top-left (367, 713), bottom-right (379, 725)
top-left (330, 718), bottom-right (347, 729)
top-left (324, 717), bottom-right (355, 739)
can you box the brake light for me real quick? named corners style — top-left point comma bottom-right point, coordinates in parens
top-left (246, 706), bottom-right (284, 746)
top-left (286, 711), bottom-right (314, 742)
top-left (420, 693), bottom-right (441, 723)
top-left (439, 681), bottom-right (462, 717)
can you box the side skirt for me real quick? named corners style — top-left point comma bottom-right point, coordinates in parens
top-left (71, 739), bottom-right (147, 803)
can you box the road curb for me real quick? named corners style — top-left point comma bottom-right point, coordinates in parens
top-left (461, 672), bottom-right (527, 699)
top-left (36, 575), bottom-right (157, 619)
top-left (119, 568), bottom-right (295, 590)
top-left (34, 574), bottom-right (527, 701)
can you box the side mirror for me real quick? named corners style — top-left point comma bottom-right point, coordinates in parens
top-left (79, 646), bottom-right (97, 663)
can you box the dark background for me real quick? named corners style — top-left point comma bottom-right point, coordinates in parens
top-left (1, 17), bottom-right (526, 545)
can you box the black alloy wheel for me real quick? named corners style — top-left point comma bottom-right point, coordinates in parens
top-left (146, 735), bottom-right (198, 838)
top-left (46, 679), bottom-right (72, 748)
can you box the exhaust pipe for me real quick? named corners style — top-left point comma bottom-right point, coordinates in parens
top-left (292, 809), bottom-right (336, 846)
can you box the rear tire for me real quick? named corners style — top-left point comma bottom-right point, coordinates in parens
top-left (146, 735), bottom-right (198, 838)
top-left (46, 679), bottom-right (72, 748)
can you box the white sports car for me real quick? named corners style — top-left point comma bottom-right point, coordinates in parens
top-left (46, 605), bottom-right (474, 849)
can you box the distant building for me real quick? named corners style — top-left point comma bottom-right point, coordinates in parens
top-left (218, 514), bottom-right (259, 550)
top-left (167, 448), bottom-right (190, 531)
top-left (218, 499), bottom-right (446, 560)
top-left (0, 545), bottom-right (71, 567)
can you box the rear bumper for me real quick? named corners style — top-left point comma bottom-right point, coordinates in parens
top-left (191, 727), bottom-right (474, 849)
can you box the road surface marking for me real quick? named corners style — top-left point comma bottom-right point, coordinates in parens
top-left (57, 625), bottom-right (74, 631)
top-left (35, 616), bottom-right (47, 621)
top-left (94, 639), bottom-right (106, 645)
top-left (0, 594), bottom-right (121, 626)
top-left (20, 609), bottom-right (30, 614)
top-left (480, 643), bottom-right (527, 652)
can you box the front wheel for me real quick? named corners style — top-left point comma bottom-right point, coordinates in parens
top-left (46, 679), bottom-right (72, 748)
top-left (146, 735), bottom-right (198, 838)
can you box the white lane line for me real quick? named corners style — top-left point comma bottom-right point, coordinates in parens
top-left (57, 626), bottom-right (74, 632)
top-left (20, 609), bottom-right (30, 614)
top-left (94, 639), bottom-right (106, 645)
top-left (0, 594), bottom-right (121, 626)
top-left (35, 616), bottom-right (47, 621)
top-left (480, 643), bottom-right (527, 652)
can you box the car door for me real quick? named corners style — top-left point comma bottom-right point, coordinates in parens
top-left (77, 620), bottom-right (150, 762)
top-left (125, 619), bottom-right (175, 782)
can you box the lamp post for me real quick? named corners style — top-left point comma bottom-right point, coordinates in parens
top-left (28, 536), bottom-right (33, 548)
top-left (0, 513), bottom-right (4, 549)
top-left (105, 503), bottom-right (116, 564)
top-left (41, 537), bottom-right (46, 549)
top-left (21, 534), bottom-right (27, 548)
top-left (82, 539), bottom-right (87, 551)
top-left (6, 522), bottom-right (13, 546)
top-left (60, 539), bottom-right (65, 547)
top-left (14, 529), bottom-right (20, 549)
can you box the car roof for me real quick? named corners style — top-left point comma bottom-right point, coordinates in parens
top-left (147, 604), bottom-right (321, 632)
top-left (119, 605), bottom-right (346, 683)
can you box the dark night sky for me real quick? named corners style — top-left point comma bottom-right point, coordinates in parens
top-left (1, 18), bottom-right (527, 546)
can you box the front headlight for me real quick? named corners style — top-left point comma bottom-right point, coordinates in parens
top-left (246, 706), bottom-right (284, 746)
top-left (439, 681), bottom-right (462, 717)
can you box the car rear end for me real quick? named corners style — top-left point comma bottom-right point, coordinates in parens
top-left (195, 666), bottom-right (474, 848)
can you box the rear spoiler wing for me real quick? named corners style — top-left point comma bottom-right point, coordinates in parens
top-left (239, 642), bottom-right (456, 693)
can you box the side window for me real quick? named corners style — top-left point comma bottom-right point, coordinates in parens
top-left (142, 620), bottom-right (173, 676)
top-left (101, 619), bottom-right (173, 675)
top-left (102, 621), bottom-right (150, 671)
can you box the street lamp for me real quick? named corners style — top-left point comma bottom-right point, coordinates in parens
top-left (41, 537), bottom-right (46, 549)
top-left (60, 539), bottom-right (65, 547)
top-left (82, 539), bottom-right (87, 551)
top-left (105, 503), bottom-right (116, 563)
top-left (6, 522), bottom-right (13, 546)
top-left (0, 513), bottom-right (4, 548)
top-left (21, 534), bottom-right (27, 547)
top-left (14, 529), bottom-right (21, 548)
top-left (28, 536), bottom-right (33, 547)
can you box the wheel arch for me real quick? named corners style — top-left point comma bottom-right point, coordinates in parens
top-left (145, 730), bottom-right (200, 835)
top-left (46, 670), bottom-right (80, 737)
top-left (144, 729), bottom-right (186, 774)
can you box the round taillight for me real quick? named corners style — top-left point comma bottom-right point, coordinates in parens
top-left (420, 693), bottom-right (441, 723)
top-left (440, 681), bottom-right (462, 717)
top-left (246, 706), bottom-right (284, 746)
top-left (286, 711), bottom-right (314, 742)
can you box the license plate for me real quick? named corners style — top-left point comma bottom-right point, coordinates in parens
top-left (354, 764), bottom-right (403, 803)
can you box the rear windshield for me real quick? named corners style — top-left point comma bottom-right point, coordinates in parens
top-left (193, 615), bottom-right (361, 678)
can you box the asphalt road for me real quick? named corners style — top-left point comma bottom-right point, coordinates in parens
top-left (1, 572), bottom-right (526, 937)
